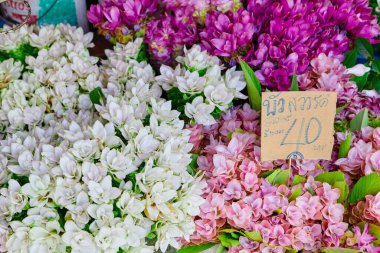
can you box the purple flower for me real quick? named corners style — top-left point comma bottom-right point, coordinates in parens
top-left (200, 8), bottom-right (256, 58)
top-left (122, 0), bottom-right (158, 26)
top-left (87, 5), bottom-right (104, 26)
top-left (145, 13), bottom-right (198, 65)
top-left (102, 6), bottom-right (122, 31)
top-left (242, 0), bottom-right (380, 90)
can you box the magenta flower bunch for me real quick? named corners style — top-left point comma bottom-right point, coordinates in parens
top-left (245, 0), bottom-right (380, 90)
top-left (186, 105), bottom-right (380, 252)
top-left (87, 0), bottom-right (158, 43)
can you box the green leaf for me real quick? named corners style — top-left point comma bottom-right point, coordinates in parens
top-left (289, 187), bottom-right (302, 201)
top-left (373, 76), bottom-right (380, 94)
top-left (351, 71), bottom-right (370, 91)
top-left (239, 59), bottom-right (261, 111)
top-left (292, 175), bottom-right (306, 186)
top-left (89, 87), bottom-right (105, 105)
top-left (334, 181), bottom-right (349, 203)
top-left (289, 74), bottom-right (299, 91)
top-left (259, 170), bottom-right (276, 178)
top-left (215, 244), bottom-right (225, 253)
top-left (136, 43), bottom-right (149, 62)
top-left (336, 104), bottom-right (348, 114)
top-left (265, 169), bottom-right (290, 185)
top-left (187, 154), bottom-right (199, 176)
top-left (372, 59), bottom-right (380, 73)
top-left (356, 37), bottom-right (374, 59)
top-left (348, 173), bottom-right (380, 204)
top-left (315, 171), bottom-right (345, 185)
top-left (338, 132), bottom-right (352, 158)
top-left (321, 248), bottom-right (361, 253)
top-left (350, 108), bottom-right (369, 132)
top-left (218, 233), bottom-right (240, 248)
top-left (369, 118), bottom-right (380, 128)
top-left (176, 243), bottom-right (216, 253)
top-left (243, 231), bottom-right (262, 242)
top-left (342, 49), bottom-right (358, 68)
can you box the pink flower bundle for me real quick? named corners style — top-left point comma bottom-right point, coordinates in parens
top-left (187, 105), bottom-right (380, 252)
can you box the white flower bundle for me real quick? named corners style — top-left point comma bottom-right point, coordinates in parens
top-left (156, 45), bottom-right (247, 126)
top-left (0, 27), bottom-right (204, 253)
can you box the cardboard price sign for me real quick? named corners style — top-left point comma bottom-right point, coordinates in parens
top-left (261, 91), bottom-right (337, 161)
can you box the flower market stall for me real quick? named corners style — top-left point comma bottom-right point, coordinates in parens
top-left (0, 0), bottom-right (380, 252)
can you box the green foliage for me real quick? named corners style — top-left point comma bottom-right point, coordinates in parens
top-left (176, 243), bottom-right (216, 253)
top-left (265, 169), bottom-right (290, 185)
top-left (187, 154), bottom-right (199, 176)
top-left (342, 49), bottom-right (358, 68)
top-left (338, 133), bottom-right (352, 158)
top-left (89, 87), bottom-right (105, 105)
top-left (239, 59), bottom-right (261, 111)
top-left (350, 108), bottom-right (369, 132)
top-left (292, 175), bottom-right (306, 186)
top-left (349, 173), bottom-right (380, 204)
top-left (290, 74), bottom-right (299, 91)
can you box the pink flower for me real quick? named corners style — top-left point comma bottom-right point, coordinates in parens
top-left (372, 128), bottom-right (380, 149)
top-left (240, 172), bottom-right (259, 192)
top-left (194, 219), bottom-right (217, 240)
top-left (224, 179), bottom-right (246, 200)
top-left (365, 193), bottom-right (380, 222)
top-left (295, 194), bottom-right (323, 220)
top-left (324, 222), bottom-right (348, 246)
top-left (212, 154), bottom-right (236, 180)
top-left (271, 225), bottom-right (292, 247)
top-left (262, 195), bottom-right (286, 216)
top-left (293, 225), bottom-right (322, 251)
top-left (335, 140), bottom-right (373, 175)
top-left (284, 205), bottom-right (304, 226)
top-left (365, 151), bottom-right (380, 175)
top-left (87, 5), bottom-right (105, 26)
top-left (200, 193), bottom-right (226, 221)
top-left (315, 183), bottom-right (340, 205)
top-left (243, 194), bottom-right (263, 221)
top-left (226, 202), bottom-right (252, 229)
top-left (322, 203), bottom-right (345, 224)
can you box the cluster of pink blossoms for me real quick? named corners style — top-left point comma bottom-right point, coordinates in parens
top-left (298, 53), bottom-right (380, 121)
top-left (187, 105), bottom-right (380, 252)
top-left (335, 127), bottom-right (380, 176)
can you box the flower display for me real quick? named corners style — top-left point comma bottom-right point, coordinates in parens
top-left (156, 45), bottom-right (247, 125)
top-left (0, 28), bottom-right (205, 252)
top-left (187, 105), bottom-right (380, 252)
top-left (1, 0), bottom-right (380, 252)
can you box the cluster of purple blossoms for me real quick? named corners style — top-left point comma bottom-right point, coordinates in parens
top-left (87, 0), bottom-right (158, 43)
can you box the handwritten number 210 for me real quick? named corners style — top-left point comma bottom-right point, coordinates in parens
top-left (280, 117), bottom-right (322, 146)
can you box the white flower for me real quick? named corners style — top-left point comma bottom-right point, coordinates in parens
top-left (29, 25), bottom-right (59, 48)
top-left (224, 67), bottom-right (247, 99)
top-left (176, 71), bottom-right (206, 94)
top-left (82, 161), bottom-right (107, 184)
top-left (71, 139), bottom-right (99, 160)
top-left (116, 215), bottom-right (148, 248)
top-left (204, 83), bottom-right (234, 110)
top-left (6, 221), bottom-right (30, 252)
top-left (156, 65), bottom-right (182, 91)
top-left (134, 128), bottom-right (160, 159)
top-left (66, 192), bottom-right (90, 228)
top-left (176, 45), bottom-right (220, 71)
top-left (62, 221), bottom-right (100, 253)
top-left (91, 121), bottom-right (121, 148)
top-left (29, 221), bottom-right (65, 253)
top-left (0, 59), bottom-right (22, 89)
top-left (101, 147), bottom-right (137, 179)
top-left (346, 64), bottom-right (371, 76)
top-left (87, 204), bottom-right (114, 232)
top-left (95, 226), bottom-right (127, 252)
top-left (56, 152), bottom-right (81, 180)
top-left (53, 177), bottom-right (83, 206)
top-left (0, 220), bottom-right (8, 252)
top-left (116, 191), bottom-right (145, 217)
top-left (185, 96), bottom-right (216, 125)
top-left (0, 179), bottom-right (27, 218)
top-left (21, 175), bottom-right (51, 207)
top-left (156, 223), bottom-right (183, 252)
top-left (88, 176), bottom-right (121, 204)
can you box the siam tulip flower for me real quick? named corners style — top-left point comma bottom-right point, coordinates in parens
top-left (102, 6), bottom-right (122, 32)
top-left (122, 0), bottom-right (158, 26)
top-left (145, 13), bottom-right (198, 65)
top-left (234, 0), bottom-right (380, 90)
top-left (200, 9), bottom-right (256, 59)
